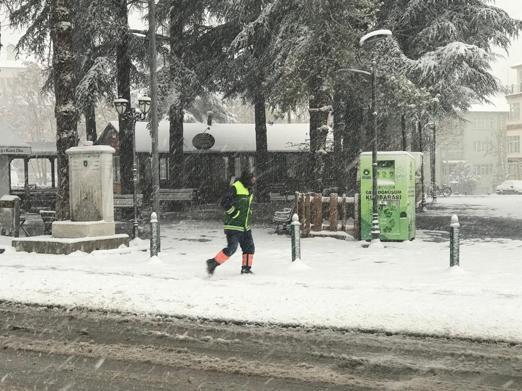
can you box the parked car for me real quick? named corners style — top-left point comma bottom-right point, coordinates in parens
top-left (495, 180), bottom-right (522, 194)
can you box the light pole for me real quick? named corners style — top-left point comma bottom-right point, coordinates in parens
top-left (417, 120), bottom-right (428, 211)
top-left (429, 122), bottom-right (437, 203)
top-left (114, 96), bottom-right (152, 239)
top-left (149, 0), bottom-right (160, 255)
top-left (360, 29), bottom-right (392, 244)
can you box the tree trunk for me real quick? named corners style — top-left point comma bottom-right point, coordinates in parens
top-left (401, 114), bottom-right (407, 151)
top-left (332, 89), bottom-right (345, 192)
top-left (85, 103), bottom-right (97, 143)
top-left (168, 2), bottom-right (185, 188)
top-left (254, 89), bottom-right (269, 202)
top-left (168, 105), bottom-right (184, 187)
top-left (51, 0), bottom-right (78, 220)
top-left (309, 76), bottom-right (330, 192)
top-left (116, 0), bottom-right (133, 194)
top-left (343, 103), bottom-right (364, 194)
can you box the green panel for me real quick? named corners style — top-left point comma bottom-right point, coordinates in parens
top-left (359, 152), bottom-right (416, 241)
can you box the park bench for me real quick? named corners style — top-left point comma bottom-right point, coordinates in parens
top-left (39, 210), bottom-right (56, 235)
top-left (268, 183), bottom-right (294, 201)
top-left (114, 194), bottom-right (143, 209)
top-left (11, 189), bottom-right (57, 213)
top-left (113, 194), bottom-right (143, 221)
top-left (273, 207), bottom-right (294, 234)
top-left (159, 188), bottom-right (199, 206)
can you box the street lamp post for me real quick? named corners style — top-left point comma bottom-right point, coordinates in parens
top-left (418, 120), bottom-right (427, 211)
top-left (431, 123), bottom-right (437, 203)
top-left (149, 0), bottom-right (160, 255)
top-left (338, 30), bottom-right (392, 244)
top-left (360, 29), bottom-right (392, 244)
top-left (114, 96), bottom-right (151, 239)
top-left (369, 60), bottom-right (380, 241)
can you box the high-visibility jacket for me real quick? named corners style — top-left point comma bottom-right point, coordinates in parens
top-left (223, 180), bottom-right (254, 232)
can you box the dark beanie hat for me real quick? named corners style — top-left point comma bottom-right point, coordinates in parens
top-left (240, 170), bottom-right (255, 186)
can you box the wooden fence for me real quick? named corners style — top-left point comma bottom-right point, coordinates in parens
top-left (295, 192), bottom-right (360, 239)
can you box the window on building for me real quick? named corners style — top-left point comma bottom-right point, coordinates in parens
top-left (248, 156), bottom-right (255, 172)
top-left (473, 141), bottom-right (492, 153)
top-left (159, 157), bottom-right (169, 180)
top-left (473, 164), bottom-right (493, 176)
top-left (509, 103), bottom-right (520, 121)
top-left (507, 136), bottom-right (520, 153)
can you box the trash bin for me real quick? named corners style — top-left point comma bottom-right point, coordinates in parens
top-left (359, 151), bottom-right (416, 241)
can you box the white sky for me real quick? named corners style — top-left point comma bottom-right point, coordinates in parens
top-left (1, 1), bottom-right (522, 84)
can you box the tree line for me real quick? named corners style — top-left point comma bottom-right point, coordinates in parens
top-left (2, 0), bottom-right (520, 218)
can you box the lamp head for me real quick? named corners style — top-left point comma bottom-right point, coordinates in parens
top-left (114, 98), bottom-right (129, 116)
top-left (360, 29), bottom-right (392, 47)
top-left (138, 96), bottom-right (152, 115)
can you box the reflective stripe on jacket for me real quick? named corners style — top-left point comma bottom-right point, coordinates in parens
top-left (223, 180), bottom-right (253, 232)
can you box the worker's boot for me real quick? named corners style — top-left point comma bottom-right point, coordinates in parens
top-left (206, 258), bottom-right (219, 276)
top-left (241, 265), bottom-right (253, 274)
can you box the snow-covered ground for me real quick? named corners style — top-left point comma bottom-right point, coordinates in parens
top-left (1, 209), bottom-right (522, 342)
top-left (433, 194), bottom-right (522, 219)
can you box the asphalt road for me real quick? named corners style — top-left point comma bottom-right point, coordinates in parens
top-left (0, 301), bottom-right (521, 390)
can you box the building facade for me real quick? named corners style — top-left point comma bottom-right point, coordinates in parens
top-left (436, 98), bottom-right (508, 194)
top-left (505, 64), bottom-right (522, 179)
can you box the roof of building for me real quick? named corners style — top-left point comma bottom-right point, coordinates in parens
top-left (0, 60), bottom-right (25, 69)
top-left (108, 121), bottom-right (321, 153)
top-left (0, 45), bottom-right (26, 70)
top-left (0, 129), bottom-right (31, 155)
top-left (468, 95), bottom-right (509, 113)
top-left (28, 142), bottom-right (57, 157)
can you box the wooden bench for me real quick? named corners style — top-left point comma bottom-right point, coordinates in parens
top-left (114, 194), bottom-right (143, 221)
top-left (273, 207), bottom-right (294, 234)
top-left (159, 188), bottom-right (198, 202)
top-left (269, 183), bottom-right (294, 201)
top-left (39, 210), bottom-right (56, 235)
top-left (11, 189), bottom-right (57, 213)
top-left (114, 194), bottom-right (143, 209)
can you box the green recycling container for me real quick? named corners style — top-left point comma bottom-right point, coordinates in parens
top-left (359, 151), bottom-right (416, 241)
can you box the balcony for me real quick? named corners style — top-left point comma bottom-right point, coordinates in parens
top-left (505, 84), bottom-right (522, 96)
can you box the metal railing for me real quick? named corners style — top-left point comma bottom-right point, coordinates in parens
top-left (506, 83), bottom-right (522, 95)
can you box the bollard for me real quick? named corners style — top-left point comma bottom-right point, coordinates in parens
top-left (450, 214), bottom-right (460, 267)
top-left (290, 213), bottom-right (301, 262)
top-left (150, 212), bottom-right (159, 257)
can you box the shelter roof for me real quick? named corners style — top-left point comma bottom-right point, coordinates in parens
top-left (108, 121), bottom-right (319, 153)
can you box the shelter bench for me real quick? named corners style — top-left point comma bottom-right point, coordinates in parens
top-left (269, 183), bottom-right (294, 201)
top-left (159, 188), bottom-right (199, 205)
top-left (114, 194), bottom-right (143, 221)
top-left (114, 194), bottom-right (143, 209)
top-left (39, 210), bottom-right (56, 235)
top-left (273, 207), bottom-right (294, 234)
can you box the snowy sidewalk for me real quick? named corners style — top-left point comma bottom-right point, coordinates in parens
top-left (428, 194), bottom-right (522, 219)
top-left (1, 221), bottom-right (521, 342)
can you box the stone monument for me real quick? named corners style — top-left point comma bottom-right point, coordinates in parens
top-left (13, 145), bottom-right (129, 254)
